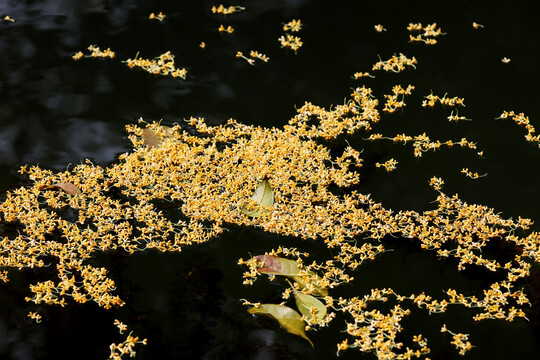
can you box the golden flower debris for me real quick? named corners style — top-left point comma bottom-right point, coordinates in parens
top-left (407, 22), bottom-right (446, 45)
top-left (461, 168), bottom-right (487, 179)
top-left (1, 22), bottom-right (539, 360)
top-left (447, 110), bottom-right (471, 122)
top-left (472, 22), bottom-right (484, 29)
top-left (498, 110), bottom-right (540, 147)
top-left (125, 51), bottom-right (187, 79)
top-left (375, 158), bottom-right (398, 172)
top-left (236, 50), bottom-right (270, 65)
top-left (422, 92), bottom-right (465, 108)
top-left (27, 311), bottom-right (42, 323)
top-left (372, 53), bottom-right (417, 73)
top-left (366, 132), bottom-right (478, 158)
top-left (109, 321), bottom-right (147, 360)
top-left (353, 72), bottom-right (375, 79)
top-left (3, 15), bottom-right (15, 22)
top-left (383, 84), bottom-right (415, 113)
top-left (72, 45), bottom-right (115, 60)
top-left (148, 12), bottom-right (166, 21)
top-left (501, 57), bottom-right (511, 64)
top-left (374, 24), bottom-right (386, 32)
top-left (279, 34), bottom-right (303, 52)
top-left (441, 325), bottom-right (473, 355)
top-left (279, 19), bottom-right (303, 52)
top-left (218, 24), bottom-right (235, 33)
top-left (211, 4), bottom-right (246, 15)
top-left (283, 19), bottom-right (302, 32)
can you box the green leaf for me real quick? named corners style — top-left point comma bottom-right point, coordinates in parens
top-left (294, 291), bottom-right (327, 323)
top-left (241, 178), bottom-right (274, 217)
top-left (253, 255), bottom-right (328, 296)
top-left (248, 304), bottom-right (313, 347)
top-left (255, 255), bottom-right (301, 276)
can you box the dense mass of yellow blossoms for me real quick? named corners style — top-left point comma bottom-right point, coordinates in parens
top-left (1, 9), bottom-right (538, 360)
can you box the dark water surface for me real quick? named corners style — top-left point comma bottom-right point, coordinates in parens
top-left (2, 0), bottom-right (540, 359)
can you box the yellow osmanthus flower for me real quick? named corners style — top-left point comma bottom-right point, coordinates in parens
top-left (375, 158), bottom-right (398, 172)
top-left (148, 12), bottom-right (166, 21)
top-left (236, 51), bottom-right (270, 65)
top-left (212, 4), bottom-right (246, 15)
top-left (283, 19), bottom-right (302, 32)
top-left (109, 321), bottom-right (147, 360)
top-left (278, 34), bottom-right (303, 52)
top-left (27, 311), bottom-right (42, 323)
top-left (73, 45), bottom-right (115, 60)
top-left (422, 92), bottom-right (465, 108)
top-left (383, 84), bottom-right (415, 113)
top-left (125, 51), bottom-right (187, 79)
top-left (461, 168), bottom-right (487, 179)
top-left (3, 15), bottom-right (15, 22)
top-left (498, 110), bottom-right (540, 147)
top-left (372, 53), bottom-right (417, 73)
top-left (218, 24), bottom-right (235, 33)
top-left (374, 24), bottom-right (386, 32)
top-left (352, 72), bottom-right (375, 79)
top-left (407, 22), bottom-right (445, 45)
top-left (1, 51), bottom-right (539, 360)
top-left (472, 22), bottom-right (484, 29)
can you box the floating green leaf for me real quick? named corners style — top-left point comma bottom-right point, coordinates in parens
top-left (294, 291), bottom-right (327, 323)
top-left (255, 255), bottom-right (301, 276)
top-left (248, 304), bottom-right (313, 347)
top-left (254, 255), bottom-right (328, 296)
top-left (241, 178), bottom-right (274, 217)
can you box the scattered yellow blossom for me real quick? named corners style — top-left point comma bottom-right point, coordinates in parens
top-left (125, 51), bottom-right (187, 79)
top-left (283, 19), bottom-right (302, 32)
top-left (212, 4), bottom-right (246, 15)
top-left (149, 12), bottom-right (166, 21)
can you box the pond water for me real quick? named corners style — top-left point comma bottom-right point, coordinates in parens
top-left (1, 0), bottom-right (540, 359)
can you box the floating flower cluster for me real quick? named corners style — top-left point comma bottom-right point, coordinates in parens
top-left (422, 92), bottom-right (465, 108)
top-left (125, 51), bottom-right (187, 79)
top-left (72, 45), bottom-right (116, 60)
top-left (236, 50), bottom-right (269, 65)
top-left (376, 158), bottom-right (398, 172)
top-left (109, 320), bottom-right (147, 360)
top-left (498, 110), bottom-right (540, 147)
top-left (2, 18), bottom-right (539, 360)
top-left (353, 72), bottom-right (375, 79)
top-left (279, 19), bottom-right (303, 52)
top-left (374, 24), bottom-right (386, 32)
top-left (441, 325), bottom-right (472, 355)
top-left (461, 167), bottom-right (487, 179)
top-left (407, 22), bottom-right (445, 45)
top-left (148, 12), bottom-right (166, 21)
top-left (383, 84), bottom-right (415, 113)
top-left (366, 132), bottom-right (478, 158)
top-left (372, 53), bottom-right (417, 73)
top-left (211, 4), bottom-right (246, 15)
top-left (283, 19), bottom-right (302, 32)
top-left (218, 24), bottom-right (235, 33)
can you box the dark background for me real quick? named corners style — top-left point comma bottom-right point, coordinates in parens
top-left (1, 0), bottom-right (540, 359)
